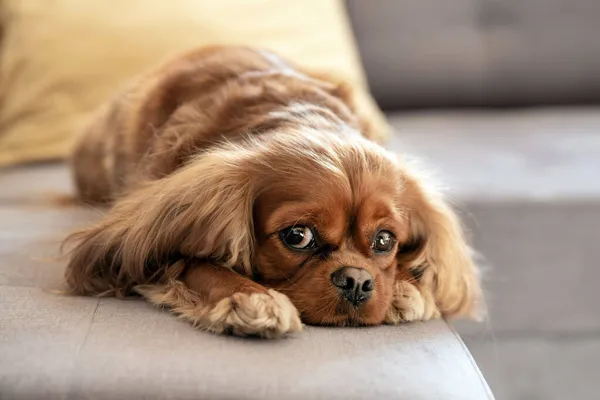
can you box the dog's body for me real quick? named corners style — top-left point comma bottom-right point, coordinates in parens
top-left (66, 46), bottom-right (481, 337)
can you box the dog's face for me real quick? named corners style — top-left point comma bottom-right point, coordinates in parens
top-left (253, 150), bottom-right (405, 326)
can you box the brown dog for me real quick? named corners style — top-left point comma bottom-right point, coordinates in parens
top-left (64, 46), bottom-right (482, 338)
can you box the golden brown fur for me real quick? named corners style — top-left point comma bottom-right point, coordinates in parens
top-left (64, 46), bottom-right (482, 337)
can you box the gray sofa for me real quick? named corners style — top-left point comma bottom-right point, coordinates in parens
top-left (348, 1), bottom-right (600, 399)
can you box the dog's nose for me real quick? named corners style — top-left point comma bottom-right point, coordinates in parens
top-left (330, 267), bottom-right (374, 306)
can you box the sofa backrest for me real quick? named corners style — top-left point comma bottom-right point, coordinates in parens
top-left (347, 0), bottom-right (600, 109)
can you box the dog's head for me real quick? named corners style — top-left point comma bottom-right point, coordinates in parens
top-left (248, 130), bottom-right (402, 326)
top-left (65, 125), bottom-right (481, 326)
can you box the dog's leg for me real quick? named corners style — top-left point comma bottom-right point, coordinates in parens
top-left (384, 268), bottom-right (440, 324)
top-left (136, 263), bottom-right (303, 338)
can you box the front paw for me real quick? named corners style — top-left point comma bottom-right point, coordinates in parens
top-left (206, 289), bottom-right (303, 338)
top-left (384, 281), bottom-right (440, 324)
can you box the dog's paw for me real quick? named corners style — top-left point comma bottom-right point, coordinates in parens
top-left (384, 281), bottom-right (440, 324)
top-left (205, 289), bottom-right (303, 338)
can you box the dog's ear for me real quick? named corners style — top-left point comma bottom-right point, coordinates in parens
top-left (396, 167), bottom-right (483, 319)
top-left (64, 148), bottom-right (256, 296)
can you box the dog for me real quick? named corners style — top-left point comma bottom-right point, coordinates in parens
top-left (64, 46), bottom-right (482, 338)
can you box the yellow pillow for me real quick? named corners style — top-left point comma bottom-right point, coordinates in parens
top-left (0, 0), bottom-right (386, 167)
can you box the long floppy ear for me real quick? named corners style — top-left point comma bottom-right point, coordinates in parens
top-left (64, 148), bottom-right (256, 296)
top-left (397, 166), bottom-right (483, 319)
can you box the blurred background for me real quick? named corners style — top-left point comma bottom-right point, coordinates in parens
top-left (1, 1), bottom-right (599, 399)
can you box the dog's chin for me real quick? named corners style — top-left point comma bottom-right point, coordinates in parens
top-left (315, 316), bottom-right (379, 328)
top-left (300, 302), bottom-right (386, 327)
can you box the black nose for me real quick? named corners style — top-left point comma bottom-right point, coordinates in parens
top-left (330, 267), bottom-right (374, 306)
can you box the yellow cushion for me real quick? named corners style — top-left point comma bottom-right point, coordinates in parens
top-left (0, 0), bottom-right (386, 167)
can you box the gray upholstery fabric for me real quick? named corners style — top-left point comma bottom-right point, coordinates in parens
top-left (385, 107), bottom-right (600, 399)
top-left (386, 107), bottom-right (600, 200)
top-left (347, 0), bottom-right (600, 108)
top-left (0, 163), bottom-right (492, 399)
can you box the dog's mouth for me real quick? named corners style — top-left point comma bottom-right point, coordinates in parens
top-left (272, 283), bottom-right (388, 327)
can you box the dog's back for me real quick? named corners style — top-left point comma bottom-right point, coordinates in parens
top-left (71, 46), bottom-right (377, 204)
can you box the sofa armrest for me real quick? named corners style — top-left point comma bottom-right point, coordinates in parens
top-left (0, 288), bottom-right (493, 399)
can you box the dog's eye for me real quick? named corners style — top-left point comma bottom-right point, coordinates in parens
top-left (371, 230), bottom-right (396, 253)
top-left (279, 226), bottom-right (317, 250)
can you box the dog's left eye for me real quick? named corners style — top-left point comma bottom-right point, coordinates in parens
top-left (371, 230), bottom-right (396, 253)
top-left (279, 226), bottom-right (317, 250)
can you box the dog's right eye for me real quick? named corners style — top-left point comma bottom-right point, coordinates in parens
top-left (279, 226), bottom-right (317, 251)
